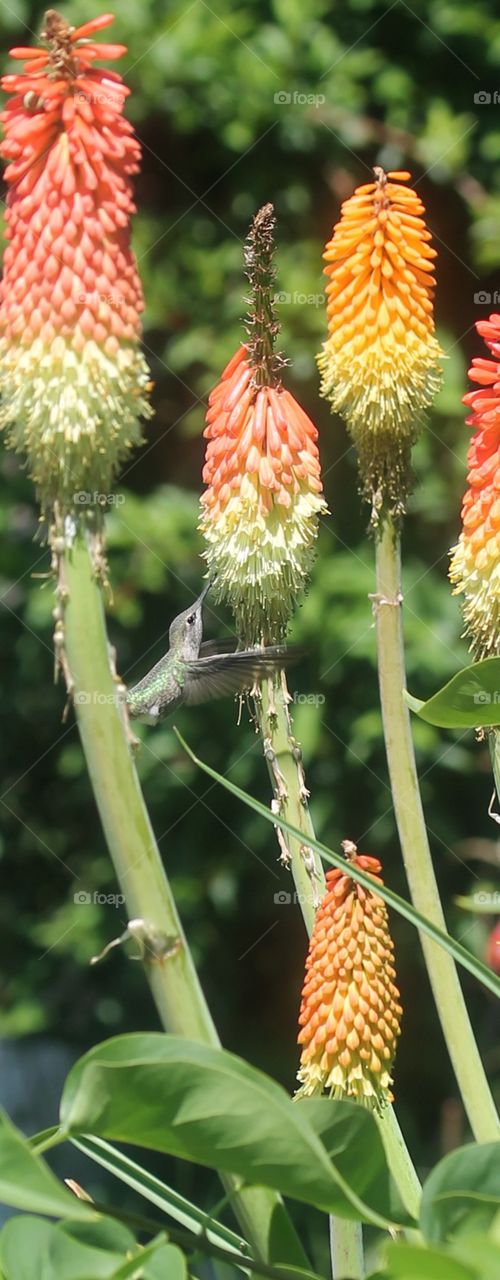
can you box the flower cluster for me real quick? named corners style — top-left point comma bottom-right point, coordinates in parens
top-left (0, 11), bottom-right (152, 519)
top-left (450, 313), bottom-right (500, 656)
top-left (200, 206), bottom-right (327, 644)
top-left (297, 843), bottom-right (402, 1108)
top-left (317, 168), bottom-right (443, 520)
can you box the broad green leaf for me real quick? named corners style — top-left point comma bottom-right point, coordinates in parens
top-left (174, 730), bottom-right (500, 1002)
top-left (420, 1144), bottom-right (500, 1243)
top-left (46, 1221), bottom-right (137, 1279)
top-left (108, 1237), bottom-right (185, 1280)
top-left (59, 1033), bottom-right (406, 1227)
top-left (0, 1109), bottom-right (93, 1221)
top-left (297, 1097), bottom-right (412, 1225)
top-left (405, 659), bottom-right (500, 728)
top-left (449, 1234), bottom-right (500, 1280)
top-left (0, 1217), bottom-right (53, 1280)
top-left (71, 1134), bottom-right (248, 1260)
top-left (372, 1241), bottom-right (476, 1279)
top-left (0, 1216), bottom-right (135, 1280)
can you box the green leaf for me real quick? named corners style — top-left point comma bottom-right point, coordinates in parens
top-left (405, 659), bottom-right (500, 728)
top-left (59, 1033), bottom-right (409, 1228)
top-left (0, 1217), bottom-right (53, 1280)
top-left (297, 1097), bottom-right (412, 1225)
top-left (109, 1238), bottom-right (185, 1280)
top-left (373, 1241), bottom-right (477, 1279)
top-left (174, 730), bottom-right (500, 1002)
top-left (449, 1234), bottom-right (500, 1280)
top-left (0, 1217), bottom-right (136, 1280)
top-left (0, 1108), bottom-right (94, 1221)
top-left (420, 1144), bottom-right (500, 1243)
top-left (71, 1134), bottom-right (251, 1260)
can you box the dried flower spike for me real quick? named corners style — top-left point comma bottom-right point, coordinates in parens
top-left (450, 313), bottom-right (500, 657)
top-left (0, 11), bottom-right (152, 520)
top-left (297, 841), bottom-right (402, 1108)
top-left (317, 168), bottom-right (443, 522)
top-left (200, 204), bottom-right (327, 645)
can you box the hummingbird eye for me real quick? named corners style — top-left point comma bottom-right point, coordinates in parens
top-left (186, 613), bottom-right (195, 625)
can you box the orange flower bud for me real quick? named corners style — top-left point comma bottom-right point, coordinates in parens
top-left (317, 168), bottom-right (442, 521)
top-left (297, 843), bottom-right (402, 1108)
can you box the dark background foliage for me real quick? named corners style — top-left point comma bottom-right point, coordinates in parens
top-left (0, 0), bottom-right (499, 1234)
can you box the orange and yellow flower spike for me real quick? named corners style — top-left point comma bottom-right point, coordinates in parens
top-left (0, 11), bottom-right (152, 520)
top-left (450, 313), bottom-right (500, 656)
top-left (200, 205), bottom-right (327, 644)
top-left (317, 168), bottom-right (443, 521)
top-left (297, 841), bottom-right (402, 1108)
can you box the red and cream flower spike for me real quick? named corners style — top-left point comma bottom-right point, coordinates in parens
top-left (450, 313), bottom-right (500, 656)
top-left (200, 204), bottom-right (327, 644)
top-left (297, 841), bottom-right (402, 1108)
top-left (317, 168), bottom-right (443, 523)
top-left (0, 10), bottom-right (152, 523)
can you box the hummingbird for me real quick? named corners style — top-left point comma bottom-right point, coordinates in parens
top-left (126, 582), bottom-right (302, 723)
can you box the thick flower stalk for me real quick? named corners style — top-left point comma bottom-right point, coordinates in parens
top-left (297, 841), bottom-right (402, 1108)
top-left (449, 313), bottom-right (500, 656)
top-left (317, 167), bottom-right (443, 521)
top-left (200, 204), bottom-right (327, 644)
top-left (0, 11), bottom-right (152, 520)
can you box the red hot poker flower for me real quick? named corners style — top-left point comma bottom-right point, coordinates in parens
top-left (297, 843), bottom-right (402, 1108)
top-left (200, 204), bottom-right (327, 645)
top-left (0, 11), bottom-right (152, 518)
top-left (450, 312), bottom-right (500, 656)
top-left (200, 342), bottom-right (326, 643)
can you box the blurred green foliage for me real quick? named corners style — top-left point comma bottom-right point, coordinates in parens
top-left (0, 0), bottom-right (499, 1197)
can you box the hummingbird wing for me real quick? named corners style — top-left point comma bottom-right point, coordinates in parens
top-left (198, 638), bottom-right (237, 657)
top-left (182, 646), bottom-right (304, 706)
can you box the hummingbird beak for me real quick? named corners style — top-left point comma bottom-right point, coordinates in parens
top-left (194, 580), bottom-right (211, 608)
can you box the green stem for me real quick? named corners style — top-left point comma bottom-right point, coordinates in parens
top-left (60, 526), bottom-right (308, 1272)
top-left (329, 1217), bottom-right (363, 1280)
top-left (256, 674), bottom-right (421, 1260)
top-left (374, 516), bottom-right (499, 1142)
top-left (257, 678), bottom-right (365, 1276)
top-left (257, 676), bottom-right (323, 933)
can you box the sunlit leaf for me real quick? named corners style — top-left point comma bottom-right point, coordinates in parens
top-left (420, 1144), bottom-right (500, 1243)
top-left (59, 1033), bottom-right (411, 1227)
top-left (405, 659), bottom-right (500, 729)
